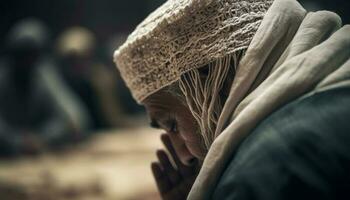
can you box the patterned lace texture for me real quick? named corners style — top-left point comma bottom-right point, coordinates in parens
top-left (114, 0), bottom-right (273, 103)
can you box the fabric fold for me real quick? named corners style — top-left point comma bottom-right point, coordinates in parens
top-left (188, 0), bottom-right (350, 199)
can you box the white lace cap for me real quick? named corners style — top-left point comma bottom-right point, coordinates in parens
top-left (114, 0), bottom-right (273, 104)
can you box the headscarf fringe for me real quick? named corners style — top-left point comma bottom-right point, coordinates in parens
top-left (179, 50), bottom-right (245, 149)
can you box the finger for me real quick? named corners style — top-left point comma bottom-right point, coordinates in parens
top-left (151, 162), bottom-right (172, 194)
top-left (161, 134), bottom-right (193, 176)
top-left (161, 134), bottom-right (182, 168)
top-left (157, 149), bottom-right (181, 184)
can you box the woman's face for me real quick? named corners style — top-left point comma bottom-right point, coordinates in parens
top-left (143, 90), bottom-right (207, 165)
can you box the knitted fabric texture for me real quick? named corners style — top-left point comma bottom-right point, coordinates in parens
top-left (114, 0), bottom-right (273, 104)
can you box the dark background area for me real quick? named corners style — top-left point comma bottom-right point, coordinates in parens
top-left (0, 0), bottom-right (165, 43)
top-left (0, 0), bottom-right (349, 54)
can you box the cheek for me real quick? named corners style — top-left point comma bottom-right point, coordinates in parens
top-left (186, 139), bottom-right (206, 160)
top-left (176, 106), bottom-right (200, 141)
top-left (177, 119), bottom-right (206, 160)
top-left (175, 104), bottom-right (207, 159)
top-left (177, 116), bottom-right (198, 141)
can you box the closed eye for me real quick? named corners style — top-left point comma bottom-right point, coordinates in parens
top-left (150, 118), bottom-right (177, 134)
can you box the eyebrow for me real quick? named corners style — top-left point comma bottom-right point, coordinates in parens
top-left (150, 119), bottom-right (160, 129)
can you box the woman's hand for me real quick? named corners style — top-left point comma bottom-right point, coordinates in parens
top-left (151, 134), bottom-right (200, 200)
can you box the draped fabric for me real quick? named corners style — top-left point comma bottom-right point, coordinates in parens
top-left (188, 0), bottom-right (350, 199)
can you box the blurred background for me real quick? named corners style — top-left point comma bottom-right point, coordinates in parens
top-left (0, 0), bottom-right (349, 199)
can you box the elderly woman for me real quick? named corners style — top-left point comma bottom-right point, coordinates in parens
top-left (114, 0), bottom-right (350, 199)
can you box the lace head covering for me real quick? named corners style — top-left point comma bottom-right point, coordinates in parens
top-left (114, 0), bottom-right (273, 104)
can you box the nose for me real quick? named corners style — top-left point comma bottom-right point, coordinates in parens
top-left (165, 133), bottom-right (196, 166)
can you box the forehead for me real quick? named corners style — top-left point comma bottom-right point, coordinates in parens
top-left (143, 91), bottom-right (173, 107)
top-left (142, 91), bottom-right (179, 116)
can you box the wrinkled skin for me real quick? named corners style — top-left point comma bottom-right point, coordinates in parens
top-left (143, 90), bottom-right (206, 199)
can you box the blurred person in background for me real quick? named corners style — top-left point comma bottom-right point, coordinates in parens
top-left (56, 27), bottom-right (126, 129)
top-left (0, 18), bottom-right (91, 157)
top-left (105, 34), bottom-right (146, 125)
top-left (114, 0), bottom-right (350, 199)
